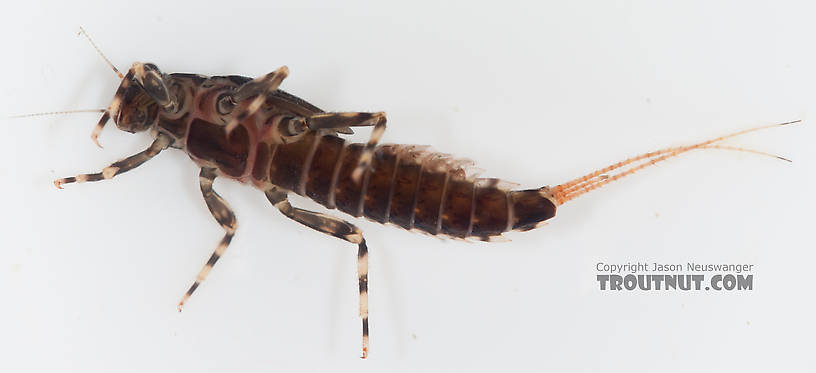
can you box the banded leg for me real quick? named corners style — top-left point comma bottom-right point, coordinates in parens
top-left (224, 66), bottom-right (290, 134)
top-left (305, 112), bottom-right (387, 183)
top-left (178, 168), bottom-right (238, 311)
top-left (265, 189), bottom-right (371, 359)
top-left (351, 114), bottom-right (386, 183)
top-left (54, 133), bottom-right (172, 188)
top-left (281, 111), bottom-right (386, 138)
top-left (306, 111), bottom-right (386, 132)
top-left (90, 110), bottom-right (111, 148)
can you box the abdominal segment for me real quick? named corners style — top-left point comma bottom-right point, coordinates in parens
top-left (254, 133), bottom-right (553, 239)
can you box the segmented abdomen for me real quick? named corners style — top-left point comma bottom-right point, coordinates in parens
top-left (253, 131), bottom-right (556, 239)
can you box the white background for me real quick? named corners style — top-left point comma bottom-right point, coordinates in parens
top-left (1, 1), bottom-right (814, 372)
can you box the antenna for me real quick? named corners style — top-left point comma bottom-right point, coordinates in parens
top-left (6, 109), bottom-right (106, 119)
top-left (78, 26), bottom-right (123, 79)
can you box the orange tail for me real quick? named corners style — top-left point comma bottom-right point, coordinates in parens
top-left (548, 120), bottom-right (800, 206)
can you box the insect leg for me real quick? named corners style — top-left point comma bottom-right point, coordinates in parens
top-left (54, 133), bottom-right (172, 188)
top-left (177, 168), bottom-right (238, 311)
top-left (305, 111), bottom-right (386, 132)
top-left (90, 110), bottom-right (111, 148)
top-left (279, 111), bottom-right (386, 140)
top-left (224, 66), bottom-right (290, 134)
top-left (306, 112), bottom-right (387, 183)
top-left (265, 188), bottom-right (371, 359)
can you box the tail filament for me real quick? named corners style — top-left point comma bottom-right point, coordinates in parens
top-left (550, 120), bottom-right (800, 206)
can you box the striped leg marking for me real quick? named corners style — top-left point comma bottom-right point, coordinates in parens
top-left (305, 111), bottom-right (386, 132)
top-left (350, 114), bottom-right (387, 184)
top-left (305, 111), bottom-right (387, 184)
top-left (265, 189), bottom-right (371, 359)
top-left (90, 110), bottom-right (110, 148)
top-left (178, 168), bottom-right (238, 311)
top-left (54, 133), bottom-right (171, 189)
top-left (224, 66), bottom-right (290, 134)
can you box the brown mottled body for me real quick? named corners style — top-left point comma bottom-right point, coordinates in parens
top-left (54, 64), bottom-right (558, 358)
top-left (48, 57), bottom-right (794, 359)
top-left (36, 26), bottom-right (798, 364)
top-left (114, 72), bottom-right (554, 241)
top-left (150, 73), bottom-right (323, 180)
top-left (250, 132), bottom-right (557, 239)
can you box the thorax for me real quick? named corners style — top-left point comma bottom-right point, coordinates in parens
top-left (149, 73), bottom-right (324, 181)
